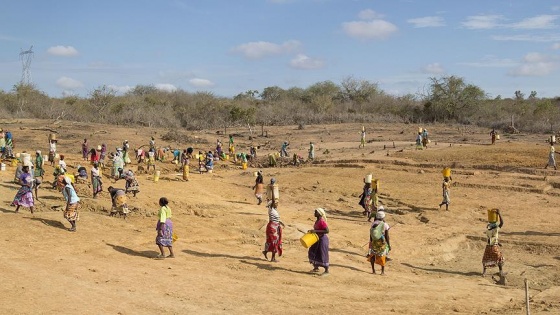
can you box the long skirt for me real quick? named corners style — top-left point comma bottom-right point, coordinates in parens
top-left (13, 186), bottom-right (34, 207)
top-left (308, 234), bottom-right (329, 268)
top-left (64, 202), bottom-right (80, 222)
top-left (264, 221), bottom-right (282, 255)
top-left (548, 153), bottom-right (556, 167)
top-left (156, 219), bottom-right (173, 247)
top-left (442, 191), bottom-right (450, 204)
top-left (482, 244), bottom-right (504, 268)
top-left (92, 176), bottom-right (103, 194)
top-left (369, 239), bottom-right (389, 266)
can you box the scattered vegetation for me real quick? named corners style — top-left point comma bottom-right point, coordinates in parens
top-left (1, 75), bottom-right (559, 133)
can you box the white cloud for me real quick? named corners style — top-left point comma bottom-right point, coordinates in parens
top-left (231, 40), bottom-right (301, 59)
top-left (552, 43), bottom-right (560, 49)
top-left (342, 20), bottom-right (398, 40)
top-left (407, 16), bottom-right (445, 28)
top-left (510, 15), bottom-right (558, 29)
top-left (358, 9), bottom-right (384, 20)
top-left (47, 45), bottom-right (79, 57)
top-left (491, 34), bottom-right (560, 42)
top-left (422, 63), bottom-right (445, 74)
top-left (289, 54), bottom-right (324, 70)
top-left (56, 76), bottom-right (83, 90)
top-left (461, 15), bottom-right (504, 29)
top-left (458, 55), bottom-right (518, 68)
top-left (155, 83), bottom-right (177, 92)
top-left (189, 78), bottom-right (215, 88)
top-left (107, 85), bottom-right (133, 94)
top-left (508, 52), bottom-right (559, 77)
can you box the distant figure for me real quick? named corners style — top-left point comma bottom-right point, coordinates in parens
top-left (439, 177), bottom-right (451, 210)
top-left (490, 128), bottom-right (497, 145)
top-left (149, 137), bottom-right (156, 150)
top-left (308, 208), bottom-right (329, 276)
top-left (360, 128), bottom-right (366, 149)
top-left (48, 139), bottom-right (57, 167)
top-left (124, 170), bottom-right (140, 197)
top-left (308, 142), bottom-right (315, 160)
top-left (34, 150), bottom-right (44, 179)
top-left (11, 165), bottom-right (35, 214)
top-left (280, 141), bottom-right (289, 157)
top-left (544, 142), bottom-right (558, 170)
top-left (91, 163), bottom-right (103, 199)
top-left (147, 148), bottom-right (156, 173)
top-left (90, 148), bottom-right (99, 165)
top-left (62, 176), bottom-right (80, 232)
top-left (155, 197), bottom-right (175, 259)
top-left (253, 170), bottom-right (264, 205)
top-left (482, 209), bottom-right (504, 276)
top-left (108, 186), bottom-right (129, 217)
top-left (99, 144), bottom-right (107, 167)
top-left (368, 211), bottom-right (391, 275)
top-left (416, 132), bottom-right (423, 150)
top-left (421, 129), bottom-right (429, 149)
top-left (82, 139), bottom-right (89, 161)
top-left (262, 201), bottom-right (284, 262)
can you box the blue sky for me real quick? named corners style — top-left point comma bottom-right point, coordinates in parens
top-left (1, 0), bottom-right (560, 99)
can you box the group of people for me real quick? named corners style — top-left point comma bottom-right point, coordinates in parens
top-left (0, 128), bottom-right (14, 158)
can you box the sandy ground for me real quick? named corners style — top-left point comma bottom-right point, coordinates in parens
top-left (0, 119), bottom-right (559, 314)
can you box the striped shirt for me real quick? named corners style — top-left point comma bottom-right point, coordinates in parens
top-left (268, 207), bottom-right (280, 223)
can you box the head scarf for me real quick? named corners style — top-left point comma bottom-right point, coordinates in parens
top-left (487, 222), bottom-right (498, 230)
top-left (36, 150), bottom-right (41, 155)
top-left (376, 211), bottom-right (386, 220)
top-left (315, 208), bottom-right (327, 221)
top-left (270, 178), bottom-right (276, 184)
top-left (377, 205), bottom-right (384, 212)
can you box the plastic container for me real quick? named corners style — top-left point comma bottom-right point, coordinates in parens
top-left (15, 153), bottom-right (21, 158)
top-left (182, 165), bottom-right (189, 180)
top-left (418, 127), bottom-right (422, 133)
top-left (225, 154), bottom-right (229, 161)
top-left (487, 209), bottom-right (498, 223)
top-left (49, 133), bottom-right (57, 141)
top-left (154, 170), bottom-right (160, 182)
top-left (496, 135), bottom-right (500, 140)
top-left (253, 171), bottom-right (258, 177)
top-left (365, 174), bottom-right (373, 184)
top-left (442, 167), bottom-right (451, 178)
top-left (11, 159), bottom-right (18, 167)
top-left (21, 153), bottom-right (32, 167)
top-left (43, 155), bottom-right (48, 162)
top-left (373, 179), bottom-right (380, 190)
top-left (0, 163), bottom-right (5, 171)
top-left (267, 183), bottom-right (279, 201)
top-left (242, 162), bottom-right (247, 170)
top-left (97, 145), bottom-right (102, 151)
top-left (300, 232), bottom-right (319, 248)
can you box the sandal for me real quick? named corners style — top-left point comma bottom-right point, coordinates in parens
top-left (155, 254), bottom-right (166, 259)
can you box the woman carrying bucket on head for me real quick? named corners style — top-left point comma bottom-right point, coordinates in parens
top-left (262, 201), bottom-right (284, 262)
top-left (439, 168), bottom-right (452, 211)
top-left (482, 209), bottom-right (504, 277)
top-left (307, 208), bottom-right (329, 276)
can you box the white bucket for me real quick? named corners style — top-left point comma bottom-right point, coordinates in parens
top-left (365, 174), bottom-right (373, 184)
top-left (0, 163), bottom-right (5, 171)
top-left (21, 153), bottom-right (32, 167)
top-left (551, 135), bottom-right (556, 143)
top-left (43, 155), bottom-right (48, 162)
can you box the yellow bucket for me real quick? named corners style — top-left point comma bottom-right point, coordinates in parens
top-left (11, 159), bottom-right (18, 167)
top-left (373, 179), bottom-right (380, 190)
top-left (487, 209), bottom-right (498, 223)
top-left (182, 165), bottom-right (189, 180)
top-left (154, 170), bottom-right (160, 182)
top-left (225, 154), bottom-right (229, 161)
top-left (242, 162), bottom-right (247, 170)
top-left (442, 167), bottom-right (451, 178)
top-left (300, 232), bottom-right (319, 248)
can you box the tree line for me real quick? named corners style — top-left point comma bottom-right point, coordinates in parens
top-left (1, 76), bottom-right (559, 133)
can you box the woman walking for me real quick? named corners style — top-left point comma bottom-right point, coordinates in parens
top-left (253, 170), bottom-right (264, 205)
top-left (156, 197), bottom-right (175, 259)
top-left (11, 165), bottom-right (35, 214)
top-left (368, 211), bottom-right (391, 275)
top-left (99, 144), bottom-right (107, 167)
top-left (439, 177), bottom-right (451, 211)
top-left (482, 209), bottom-right (505, 276)
top-left (62, 176), bottom-right (80, 232)
top-left (82, 139), bottom-right (89, 161)
top-left (34, 150), bottom-right (44, 179)
top-left (262, 201), bottom-right (284, 262)
top-left (91, 163), bottom-right (103, 198)
top-left (308, 208), bottom-right (329, 276)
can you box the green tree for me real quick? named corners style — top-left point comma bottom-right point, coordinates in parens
top-left (423, 75), bottom-right (486, 122)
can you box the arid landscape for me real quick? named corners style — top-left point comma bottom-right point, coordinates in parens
top-left (1, 119), bottom-right (559, 314)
